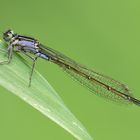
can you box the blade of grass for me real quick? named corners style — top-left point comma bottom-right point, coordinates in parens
top-left (0, 40), bottom-right (93, 140)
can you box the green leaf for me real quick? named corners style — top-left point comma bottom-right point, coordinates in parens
top-left (0, 40), bottom-right (93, 140)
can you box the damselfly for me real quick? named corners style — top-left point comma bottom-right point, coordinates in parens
top-left (1, 29), bottom-right (140, 106)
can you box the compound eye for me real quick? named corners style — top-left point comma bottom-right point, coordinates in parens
top-left (5, 29), bottom-right (14, 36)
top-left (7, 32), bottom-right (11, 36)
top-left (3, 29), bottom-right (14, 42)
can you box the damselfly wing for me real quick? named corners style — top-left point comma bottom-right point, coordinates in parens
top-left (39, 44), bottom-right (140, 105)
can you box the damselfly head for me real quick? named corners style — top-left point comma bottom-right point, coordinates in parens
top-left (3, 29), bottom-right (14, 42)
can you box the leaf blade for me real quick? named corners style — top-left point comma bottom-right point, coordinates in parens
top-left (0, 40), bottom-right (93, 140)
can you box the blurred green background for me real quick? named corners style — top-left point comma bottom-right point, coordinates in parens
top-left (0, 0), bottom-right (140, 140)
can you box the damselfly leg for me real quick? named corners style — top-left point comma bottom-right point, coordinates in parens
top-left (0, 46), bottom-right (38, 86)
top-left (0, 46), bottom-right (13, 64)
top-left (20, 51), bottom-right (38, 87)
